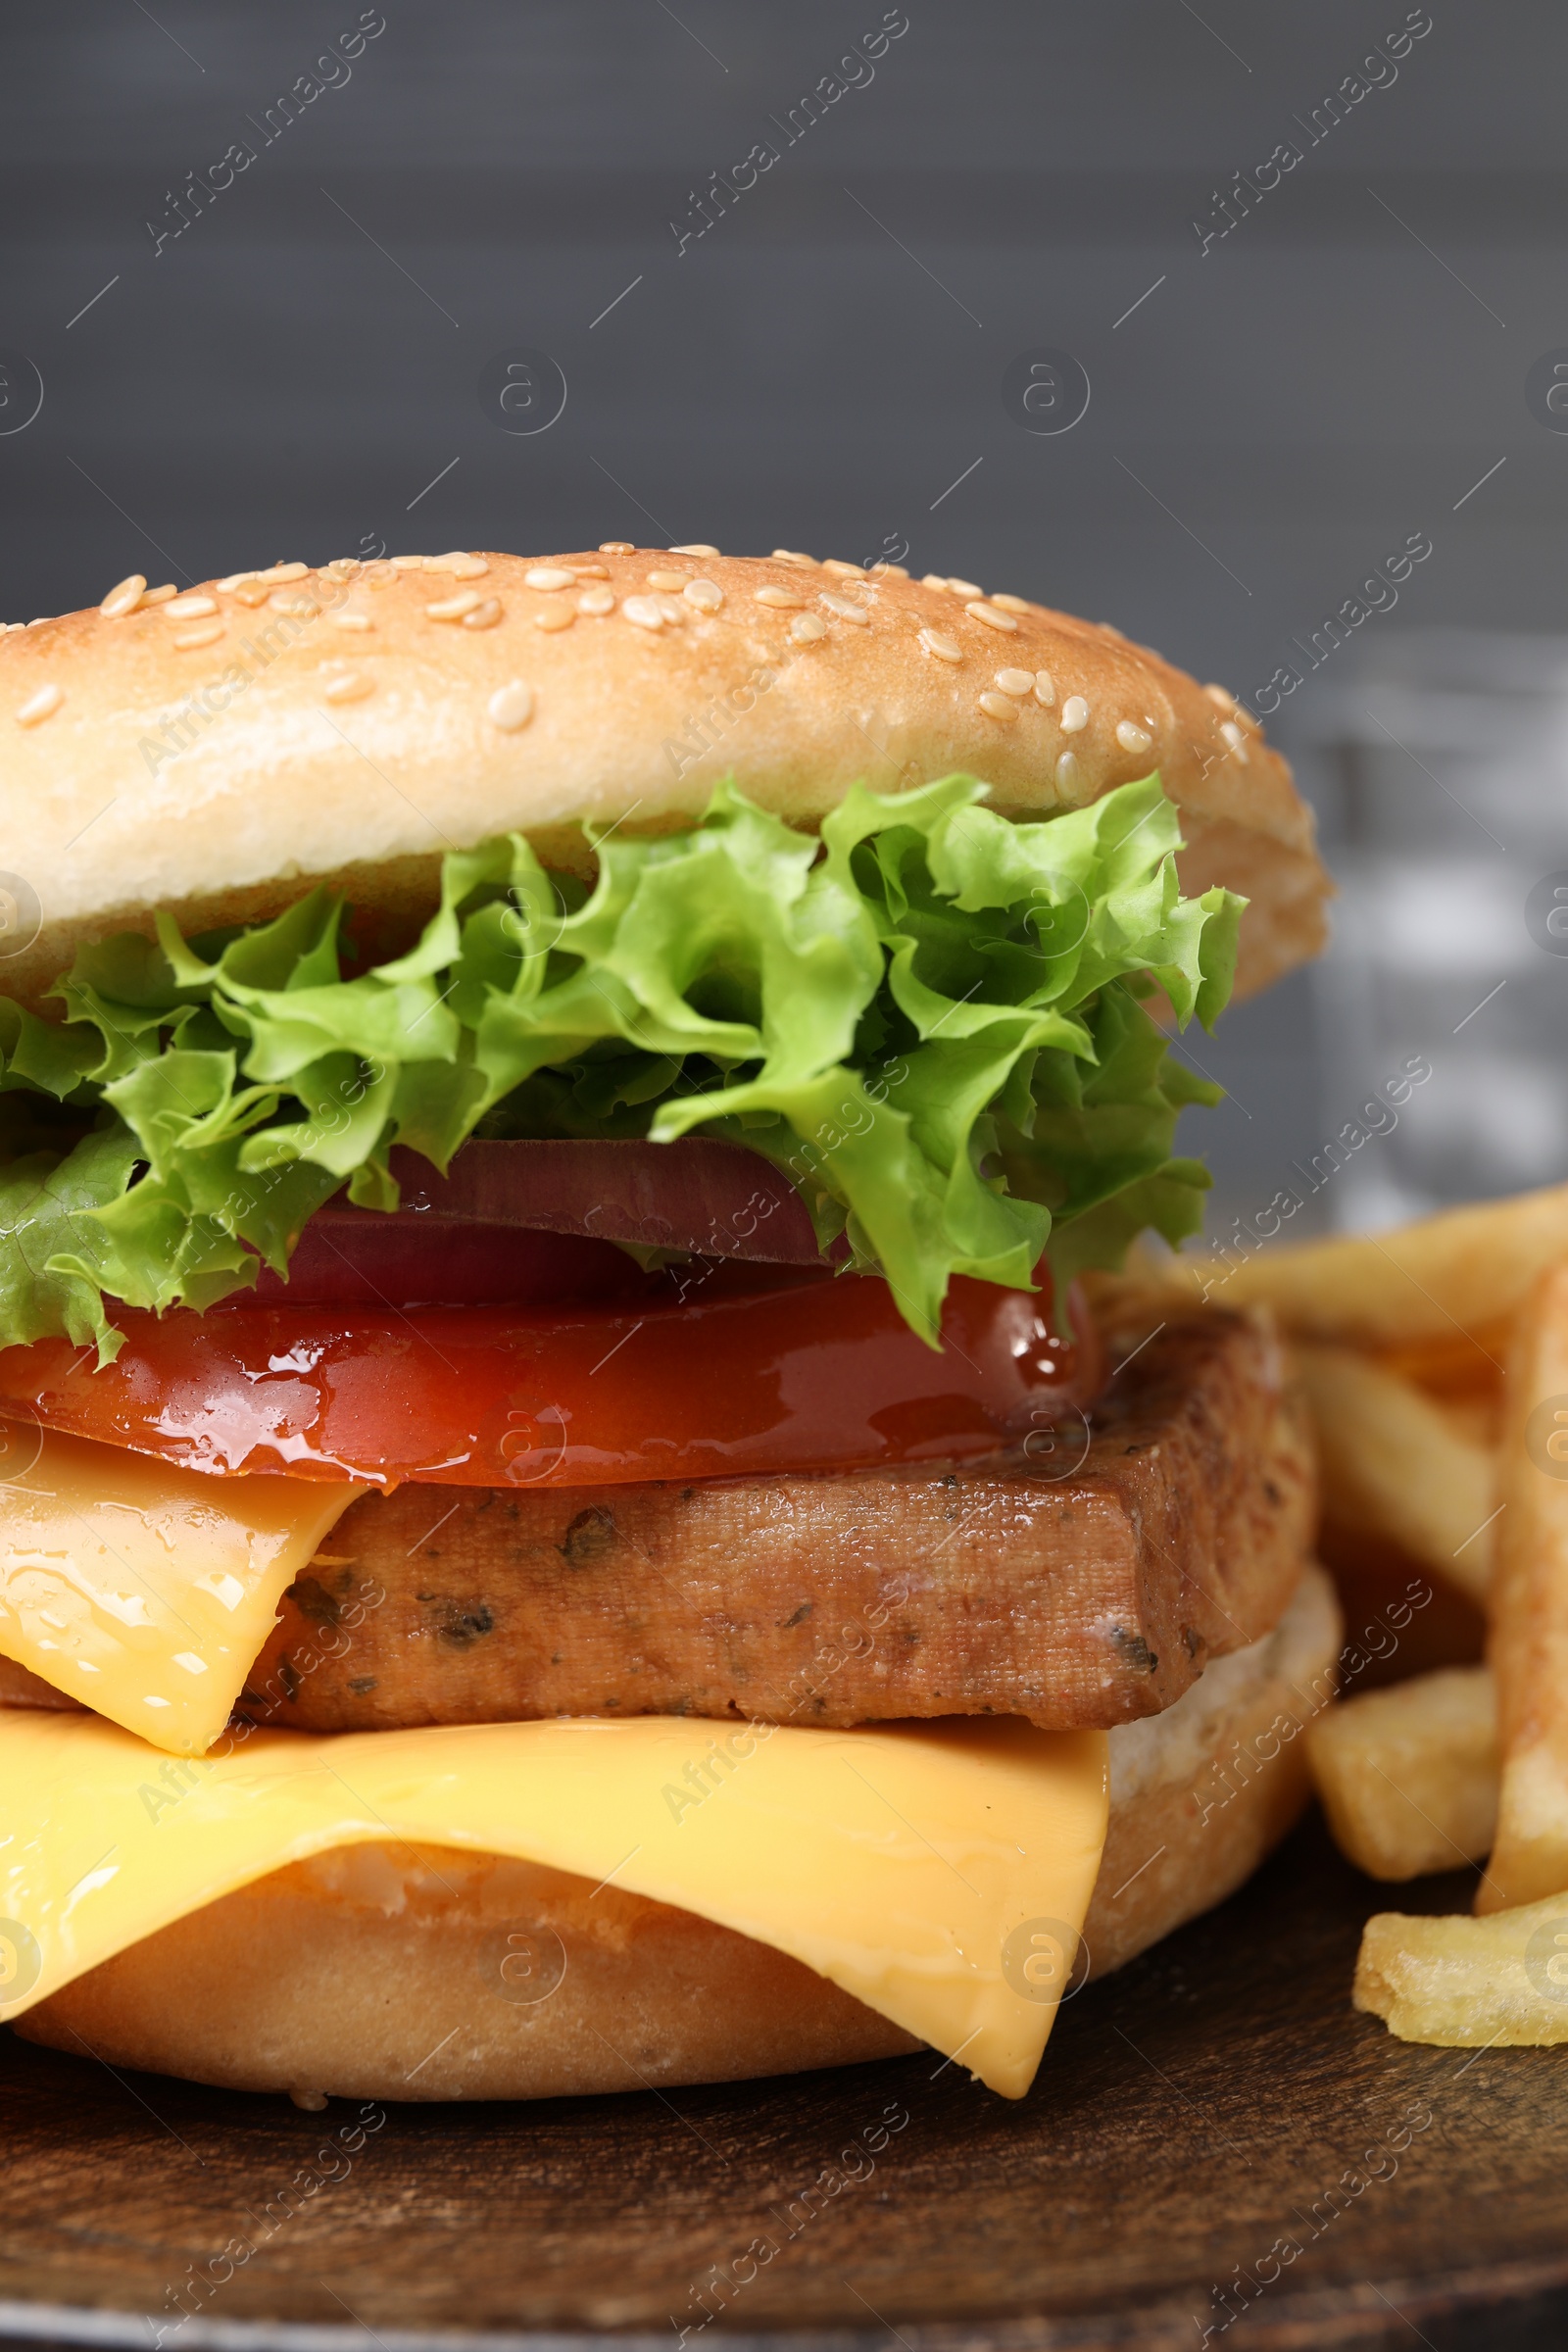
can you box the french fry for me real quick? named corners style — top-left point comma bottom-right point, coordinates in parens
top-left (1431, 1392), bottom-right (1499, 1452)
top-left (1164, 1180), bottom-right (1568, 1352)
top-left (1293, 1344), bottom-right (1496, 1606)
top-left (1477, 1257), bottom-right (1568, 1913)
top-left (1306, 1666), bottom-right (1497, 1881)
top-left (1373, 1328), bottom-right (1504, 1417)
top-left (1355, 1890), bottom-right (1568, 2044)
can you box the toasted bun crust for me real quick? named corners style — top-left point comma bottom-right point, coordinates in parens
top-left (15, 1570), bottom-right (1338, 2100)
top-left (1, 548), bottom-right (1327, 1004)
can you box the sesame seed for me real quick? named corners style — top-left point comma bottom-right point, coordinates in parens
top-left (653, 594), bottom-right (685, 625)
top-left (1115, 719), bottom-right (1153, 756)
top-left (978, 691), bottom-right (1019, 723)
top-left (329, 612), bottom-right (373, 632)
top-left (1204, 683), bottom-right (1236, 713)
top-left (231, 579), bottom-right (270, 609)
top-left (770, 549), bottom-right (818, 568)
top-left (323, 558), bottom-right (361, 579)
top-left (947, 576), bottom-right (983, 601)
top-left (15, 682), bottom-right (63, 727)
top-left (1219, 718), bottom-right (1249, 762)
top-left (1060, 695), bottom-right (1089, 733)
top-left (621, 596), bottom-right (665, 631)
top-left (990, 593), bottom-right (1033, 615)
top-left (919, 628), bottom-right (963, 663)
top-left (215, 571), bottom-right (255, 592)
top-left (259, 562), bottom-right (310, 583)
top-left (1055, 751), bottom-right (1081, 791)
top-left (789, 612), bottom-right (826, 644)
top-left (162, 594), bottom-right (218, 620)
top-left (669, 543), bottom-right (720, 557)
top-left (822, 559), bottom-right (867, 578)
top-left (488, 680), bottom-right (534, 730)
top-left (876, 563), bottom-right (910, 579)
top-left (390, 556), bottom-right (426, 571)
top-left (269, 591), bottom-right (320, 617)
top-left (577, 588), bottom-right (616, 616)
top-left (567, 564), bottom-right (610, 579)
top-left (140, 584), bottom-right (178, 607)
top-left (173, 620), bottom-right (225, 650)
top-left (994, 667), bottom-right (1035, 697)
top-left (426, 590), bottom-right (485, 622)
top-left (323, 670), bottom-right (373, 703)
top-left (755, 586), bottom-right (806, 609)
top-left (525, 567), bottom-right (577, 593)
top-left (461, 599), bottom-right (504, 630)
top-left (683, 579), bottom-right (723, 612)
top-left (534, 603), bottom-right (575, 632)
top-left (920, 573), bottom-right (951, 592)
top-left (819, 592), bottom-right (870, 625)
top-left (964, 601), bottom-right (1018, 634)
top-left (645, 570), bottom-right (688, 594)
top-left (428, 554), bottom-right (490, 578)
top-left (599, 541), bottom-right (635, 555)
top-left (100, 574), bottom-right (146, 619)
top-left (1034, 671), bottom-right (1056, 708)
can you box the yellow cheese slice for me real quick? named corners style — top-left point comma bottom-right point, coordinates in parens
top-left (0, 1707), bottom-right (1108, 2097)
top-left (0, 1425), bottom-right (364, 1752)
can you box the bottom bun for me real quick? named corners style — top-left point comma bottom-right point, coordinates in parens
top-left (1085, 1557), bottom-right (1339, 1975)
top-left (17, 1568), bottom-right (1339, 2101)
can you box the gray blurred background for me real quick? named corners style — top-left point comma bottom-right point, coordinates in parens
top-left (4, 1), bottom-right (1566, 1241)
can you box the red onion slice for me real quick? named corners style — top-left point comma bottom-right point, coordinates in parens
top-left (251, 1137), bottom-right (827, 1307)
top-left (382, 1138), bottom-right (823, 1260)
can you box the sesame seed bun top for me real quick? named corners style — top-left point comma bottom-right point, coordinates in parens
top-left (0, 544), bottom-right (1329, 1003)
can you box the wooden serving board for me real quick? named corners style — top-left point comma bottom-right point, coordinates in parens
top-left (1, 1815), bottom-right (1566, 2352)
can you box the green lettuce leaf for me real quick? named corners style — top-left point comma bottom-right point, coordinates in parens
top-left (0, 772), bottom-right (1243, 1354)
top-left (0, 1121), bottom-right (143, 1361)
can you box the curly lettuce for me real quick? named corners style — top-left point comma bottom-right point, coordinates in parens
top-left (0, 772), bottom-right (1241, 1356)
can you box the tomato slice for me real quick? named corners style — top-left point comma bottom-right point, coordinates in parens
top-left (0, 1266), bottom-right (1100, 1489)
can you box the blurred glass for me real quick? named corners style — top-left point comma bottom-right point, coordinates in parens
top-left (1284, 631), bottom-right (1568, 1230)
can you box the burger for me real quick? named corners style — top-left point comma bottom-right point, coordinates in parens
top-left (0, 542), bottom-right (1335, 2105)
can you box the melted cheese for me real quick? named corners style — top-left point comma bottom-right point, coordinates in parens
top-left (0, 1707), bottom-right (1108, 2097)
top-left (0, 1427), bottom-right (363, 1752)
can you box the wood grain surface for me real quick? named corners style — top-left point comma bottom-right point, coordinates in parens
top-left (2, 1815), bottom-right (1566, 2352)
